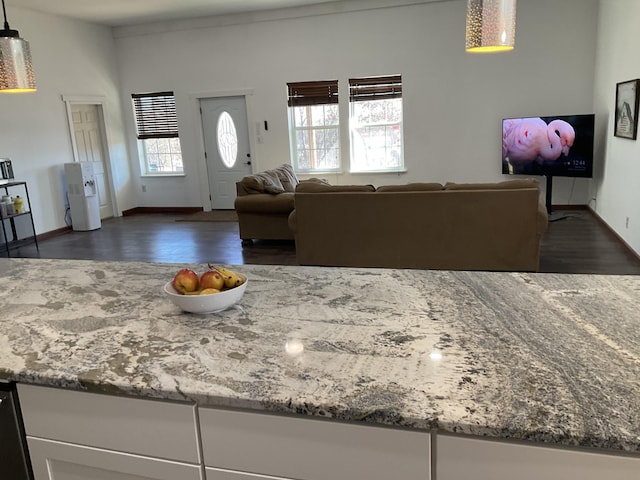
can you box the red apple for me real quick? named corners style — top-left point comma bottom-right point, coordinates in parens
top-left (200, 270), bottom-right (225, 291)
top-left (173, 268), bottom-right (199, 294)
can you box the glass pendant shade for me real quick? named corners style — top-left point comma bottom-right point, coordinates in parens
top-left (466, 0), bottom-right (516, 53)
top-left (0, 35), bottom-right (36, 92)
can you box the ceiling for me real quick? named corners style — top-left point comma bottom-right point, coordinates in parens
top-left (6, 0), bottom-right (351, 27)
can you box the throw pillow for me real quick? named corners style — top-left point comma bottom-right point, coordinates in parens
top-left (275, 164), bottom-right (299, 192)
top-left (257, 171), bottom-right (286, 194)
top-left (240, 175), bottom-right (266, 194)
top-left (240, 171), bottom-right (286, 194)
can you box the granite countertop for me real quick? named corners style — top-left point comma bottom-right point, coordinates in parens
top-left (1, 258), bottom-right (639, 454)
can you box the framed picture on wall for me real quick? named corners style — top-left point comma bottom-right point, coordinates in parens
top-left (614, 79), bottom-right (640, 140)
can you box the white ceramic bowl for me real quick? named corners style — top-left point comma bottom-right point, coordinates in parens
top-left (163, 273), bottom-right (248, 314)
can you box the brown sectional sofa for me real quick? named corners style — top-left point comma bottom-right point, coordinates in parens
top-left (234, 164), bottom-right (298, 244)
top-left (288, 179), bottom-right (548, 272)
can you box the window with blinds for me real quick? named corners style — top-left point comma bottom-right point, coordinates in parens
top-left (287, 81), bottom-right (339, 107)
top-left (349, 75), bottom-right (402, 103)
top-left (287, 80), bottom-right (340, 173)
top-left (132, 92), bottom-right (179, 139)
top-left (131, 91), bottom-right (183, 174)
top-left (349, 75), bottom-right (404, 173)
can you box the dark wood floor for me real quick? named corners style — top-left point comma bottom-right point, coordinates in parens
top-left (10, 214), bottom-right (298, 266)
top-left (538, 209), bottom-right (640, 274)
top-left (7, 209), bottom-right (640, 275)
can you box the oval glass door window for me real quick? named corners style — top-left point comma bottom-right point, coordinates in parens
top-left (217, 111), bottom-right (238, 168)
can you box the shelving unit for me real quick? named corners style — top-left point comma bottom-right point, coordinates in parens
top-left (0, 181), bottom-right (39, 257)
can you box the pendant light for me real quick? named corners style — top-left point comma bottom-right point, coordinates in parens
top-left (466, 0), bottom-right (516, 53)
top-left (0, 0), bottom-right (36, 93)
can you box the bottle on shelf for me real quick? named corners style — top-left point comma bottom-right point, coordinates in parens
top-left (13, 195), bottom-right (24, 214)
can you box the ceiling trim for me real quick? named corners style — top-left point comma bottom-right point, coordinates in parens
top-left (113, 0), bottom-right (450, 38)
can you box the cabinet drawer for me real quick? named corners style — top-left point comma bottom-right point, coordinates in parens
top-left (206, 466), bottom-right (292, 480)
top-left (436, 434), bottom-right (640, 480)
top-left (28, 437), bottom-right (202, 480)
top-left (199, 407), bottom-right (430, 480)
top-left (18, 384), bottom-right (199, 464)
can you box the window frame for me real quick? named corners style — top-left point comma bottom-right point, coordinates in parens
top-left (139, 137), bottom-right (184, 175)
top-left (131, 91), bottom-right (184, 176)
top-left (348, 75), bottom-right (404, 174)
top-left (287, 80), bottom-right (341, 174)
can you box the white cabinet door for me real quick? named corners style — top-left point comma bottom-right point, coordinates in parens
top-left (18, 384), bottom-right (200, 464)
top-left (27, 437), bottom-right (202, 480)
top-left (436, 434), bottom-right (640, 480)
top-left (200, 407), bottom-right (431, 480)
top-left (206, 467), bottom-right (292, 480)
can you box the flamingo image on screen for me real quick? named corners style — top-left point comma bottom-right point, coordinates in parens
top-left (501, 114), bottom-right (594, 178)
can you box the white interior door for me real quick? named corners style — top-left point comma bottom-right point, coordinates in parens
top-left (200, 96), bottom-right (252, 210)
top-left (71, 104), bottom-right (113, 218)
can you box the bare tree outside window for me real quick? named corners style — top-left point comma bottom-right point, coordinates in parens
top-left (143, 138), bottom-right (183, 173)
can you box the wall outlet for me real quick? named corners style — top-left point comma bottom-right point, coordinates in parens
top-left (626, 217), bottom-right (629, 228)
top-left (141, 184), bottom-right (147, 193)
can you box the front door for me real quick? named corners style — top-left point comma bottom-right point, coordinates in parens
top-left (70, 104), bottom-right (113, 218)
top-left (200, 96), bottom-right (252, 210)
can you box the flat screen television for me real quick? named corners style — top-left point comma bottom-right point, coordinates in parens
top-left (502, 114), bottom-right (595, 178)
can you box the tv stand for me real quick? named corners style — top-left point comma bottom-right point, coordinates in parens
top-left (545, 175), bottom-right (569, 222)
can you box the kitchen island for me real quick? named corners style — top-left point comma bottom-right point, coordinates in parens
top-left (1, 258), bottom-right (639, 479)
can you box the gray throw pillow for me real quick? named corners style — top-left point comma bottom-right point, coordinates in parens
top-left (256, 171), bottom-right (285, 194)
top-left (275, 164), bottom-right (299, 192)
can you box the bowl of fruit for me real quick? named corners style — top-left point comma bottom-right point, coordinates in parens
top-left (164, 264), bottom-right (247, 314)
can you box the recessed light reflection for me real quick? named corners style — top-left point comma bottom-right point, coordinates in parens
top-left (285, 338), bottom-right (304, 356)
top-left (429, 349), bottom-right (443, 362)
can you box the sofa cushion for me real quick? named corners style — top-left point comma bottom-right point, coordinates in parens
top-left (444, 179), bottom-right (539, 190)
top-left (275, 164), bottom-right (299, 192)
top-left (235, 192), bottom-right (295, 213)
top-left (376, 183), bottom-right (444, 192)
top-left (295, 182), bottom-right (376, 193)
top-left (240, 170), bottom-right (286, 194)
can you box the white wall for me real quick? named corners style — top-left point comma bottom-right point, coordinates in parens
top-left (0, 7), bottom-right (134, 235)
top-left (0, 0), bottom-right (606, 238)
top-left (593, 0), bottom-right (640, 255)
top-left (114, 0), bottom-right (598, 210)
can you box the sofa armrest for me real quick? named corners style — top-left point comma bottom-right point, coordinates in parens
top-left (235, 192), bottom-right (295, 214)
top-left (236, 181), bottom-right (251, 196)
